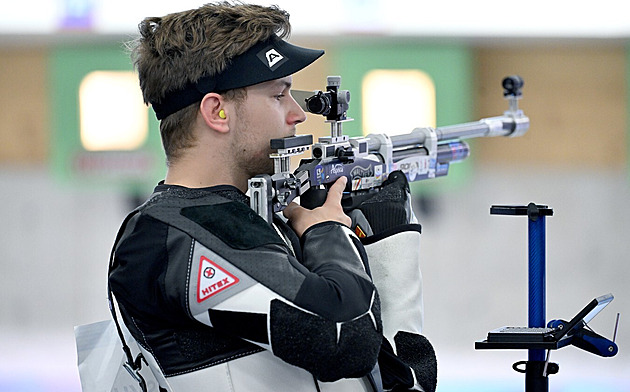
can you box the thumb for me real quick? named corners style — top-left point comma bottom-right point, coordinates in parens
top-left (323, 176), bottom-right (348, 208)
top-left (282, 201), bottom-right (303, 222)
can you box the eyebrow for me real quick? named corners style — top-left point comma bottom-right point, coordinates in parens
top-left (271, 78), bottom-right (292, 90)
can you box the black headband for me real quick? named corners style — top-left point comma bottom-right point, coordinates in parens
top-left (151, 36), bottom-right (324, 120)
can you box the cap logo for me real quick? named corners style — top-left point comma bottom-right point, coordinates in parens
top-left (266, 49), bottom-right (283, 67)
top-left (257, 46), bottom-right (288, 71)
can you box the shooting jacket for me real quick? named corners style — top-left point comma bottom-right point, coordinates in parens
top-left (108, 183), bottom-right (384, 391)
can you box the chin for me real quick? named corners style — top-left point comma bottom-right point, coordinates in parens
top-left (247, 158), bottom-right (274, 178)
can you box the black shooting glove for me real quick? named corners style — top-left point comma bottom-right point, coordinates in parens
top-left (342, 171), bottom-right (417, 236)
top-left (344, 171), bottom-right (437, 392)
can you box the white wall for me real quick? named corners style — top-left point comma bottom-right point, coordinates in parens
top-left (2, 0), bottom-right (630, 38)
top-left (416, 164), bottom-right (630, 390)
top-left (0, 167), bottom-right (128, 391)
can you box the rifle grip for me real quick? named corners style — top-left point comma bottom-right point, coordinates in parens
top-left (301, 188), bottom-right (328, 210)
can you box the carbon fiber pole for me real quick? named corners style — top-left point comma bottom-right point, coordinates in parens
top-left (488, 204), bottom-right (554, 392)
top-left (525, 204), bottom-right (554, 392)
top-left (528, 212), bottom-right (546, 362)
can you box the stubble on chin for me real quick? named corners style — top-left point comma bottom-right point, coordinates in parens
top-left (248, 148), bottom-right (274, 177)
top-left (233, 143), bottom-right (274, 178)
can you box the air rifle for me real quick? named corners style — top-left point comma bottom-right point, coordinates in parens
top-left (248, 75), bottom-right (529, 223)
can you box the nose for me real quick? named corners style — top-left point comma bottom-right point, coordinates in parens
top-left (288, 95), bottom-right (307, 125)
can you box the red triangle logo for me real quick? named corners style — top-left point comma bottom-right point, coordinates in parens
top-left (197, 256), bottom-right (239, 303)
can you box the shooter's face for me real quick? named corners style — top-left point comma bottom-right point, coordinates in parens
top-left (230, 76), bottom-right (306, 178)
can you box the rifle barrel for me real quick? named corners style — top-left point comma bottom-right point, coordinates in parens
top-left (437, 113), bottom-right (529, 141)
top-left (367, 113), bottom-right (528, 152)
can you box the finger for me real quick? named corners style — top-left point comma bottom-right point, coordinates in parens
top-left (282, 201), bottom-right (303, 221)
top-left (323, 176), bottom-right (347, 207)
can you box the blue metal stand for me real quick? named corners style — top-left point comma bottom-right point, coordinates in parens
top-left (526, 204), bottom-right (553, 391)
top-left (476, 203), bottom-right (619, 392)
top-left (482, 203), bottom-right (554, 392)
top-left (527, 204), bottom-right (548, 362)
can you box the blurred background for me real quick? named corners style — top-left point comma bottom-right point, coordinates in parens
top-left (1, 0), bottom-right (628, 391)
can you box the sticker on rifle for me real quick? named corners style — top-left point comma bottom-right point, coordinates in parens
top-left (395, 157), bottom-right (429, 181)
top-left (316, 165), bottom-right (325, 184)
top-left (197, 256), bottom-right (239, 302)
top-left (375, 165), bottom-right (383, 181)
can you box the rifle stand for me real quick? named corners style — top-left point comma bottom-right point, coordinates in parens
top-left (476, 203), bottom-right (555, 392)
top-left (476, 203), bottom-right (619, 391)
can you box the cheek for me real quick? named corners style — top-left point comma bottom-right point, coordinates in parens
top-left (241, 130), bottom-right (270, 157)
top-left (235, 103), bottom-right (286, 153)
top-left (261, 107), bottom-right (284, 127)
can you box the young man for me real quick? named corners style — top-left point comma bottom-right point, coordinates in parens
top-left (109, 2), bottom-right (435, 391)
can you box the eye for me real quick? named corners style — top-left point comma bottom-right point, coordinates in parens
top-left (275, 93), bottom-right (286, 100)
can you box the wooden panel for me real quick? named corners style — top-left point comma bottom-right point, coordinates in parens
top-left (0, 49), bottom-right (49, 164)
top-left (474, 45), bottom-right (627, 167)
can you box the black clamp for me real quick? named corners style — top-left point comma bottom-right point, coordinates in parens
top-left (490, 202), bottom-right (554, 222)
top-left (512, 360), bottom-right (559, 377)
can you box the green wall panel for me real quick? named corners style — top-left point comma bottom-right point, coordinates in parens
top-left (628, 44), bottom-right (630, 180)
top-left (330, 41), bottom-right (474, 193)
top-left (49, 44), bottom-right (163, 192)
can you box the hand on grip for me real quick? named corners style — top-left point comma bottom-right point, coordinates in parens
top-left (283, 177), bottom-right (351, 237)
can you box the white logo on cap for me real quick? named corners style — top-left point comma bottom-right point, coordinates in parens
top-left (265, 49), bottom-right (284, 68)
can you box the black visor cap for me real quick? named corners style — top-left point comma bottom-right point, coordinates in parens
top-left (151, 36), bottom-right (325, 120)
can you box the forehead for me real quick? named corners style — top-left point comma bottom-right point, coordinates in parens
top-left (248, 76), bottom-right (293, 92)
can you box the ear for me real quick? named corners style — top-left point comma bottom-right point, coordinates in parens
top-left (199, 93), bottom-right (229, 133)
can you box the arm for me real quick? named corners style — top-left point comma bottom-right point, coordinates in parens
top-left (114, 185), bottom-right (382, 382)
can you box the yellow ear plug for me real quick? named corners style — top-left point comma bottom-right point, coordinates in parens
top-left (219, 109), bottom-right (226, 119)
